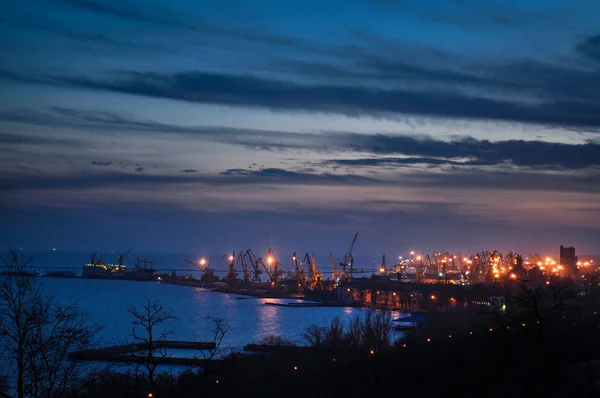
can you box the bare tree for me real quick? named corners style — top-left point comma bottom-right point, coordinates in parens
top-left (256, 335), bottom-right (296, 346)
top-left (25, 298), bottom-right (97, 397)
top-left (202, 318), bottom-right (228, 361)
top-left (127, 298), bottom-right (175, 392)
top-left (508, 280), bottom-right (578, 361)
top-left (0, 245), bottom-right (97, 398)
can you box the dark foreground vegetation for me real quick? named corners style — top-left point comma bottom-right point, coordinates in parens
top-left (2, 246), bottom-right (600, 397)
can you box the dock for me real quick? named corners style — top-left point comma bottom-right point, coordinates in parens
top-left (264, 301), bottom-right (346, 308)
top-left (69, 340), bottom-right (217, 366)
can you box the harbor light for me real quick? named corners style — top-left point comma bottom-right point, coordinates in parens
top-left (379, 267), bottom-right (385, 273)
top-left (267, 257), bottom-right (273, 265)
top-left (199, 259), bottom-right (206, 266)
top-left (228, 255), bottom-right (234, 261)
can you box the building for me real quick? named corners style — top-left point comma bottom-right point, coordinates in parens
top-left (560, 245), bottom-right (578, 277)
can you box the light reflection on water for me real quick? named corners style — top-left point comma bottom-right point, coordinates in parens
top-left (39, 278), bottom-right (399, 350)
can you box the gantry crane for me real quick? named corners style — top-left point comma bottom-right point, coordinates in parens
top-left (243, 249), bottom-right (263, 282)
top-left (415, 254), bottom-right (431, 282)
top-left (292, 252), bottom-right (307, 287)
top-left (304, 252), bottom-right (322, 289)
top-left (265, 248), bottom-right (283, 284)
top-left (223, 251), bottom-right (238, 280)
top-left (339, 232), bottom-right (358, 282)
top-left (236, 251), bottom-right (251, 282)
top-left (185, 256), bottom-right (216, 282)
top-left (329, 252), bottom-right (343, 281)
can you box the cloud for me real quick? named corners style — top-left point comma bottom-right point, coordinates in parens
top-left (332, 135), bottom-right (600, 169)
top-left (220, 168), bottom-right (374, 183)
top-left (2, 107), bottom-right (599, 171)
top-left (0, 167), bottom-right (374, 193)
top-left (0, 107), bottom-right (327, 151)
top-left (57, 0), bottom-right (327, 53)
top-left (576, 34), bottom-right (600, 62)
top-left (4, 67), bottom-right (597, 128)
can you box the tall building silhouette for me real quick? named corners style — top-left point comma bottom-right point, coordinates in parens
top-left (560, 245), bottom-right (578, 277)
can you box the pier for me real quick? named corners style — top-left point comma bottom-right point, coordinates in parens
top-left (69, 340), bottom-right (218, 366)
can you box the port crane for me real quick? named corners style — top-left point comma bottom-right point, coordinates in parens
top-left (415, 254), bottom-right (431, 282)
top-left (379, 254), bottom-right (387, 276)
top-left (243, 249), bottom-right (264, 282)
top-left (265, 248), bottom-right (283, 284)
top-left (304, 253), bottom-right (322, 289)
top-left (223, 251), bottom-right (238, 280)
top-left (118, 249), bottom-right (131, 266)
top-left (236, 251), bottom-right (251, 282)
top-left (89, 251), bottom-right (106, 266)
top-left (339, 232), bottom-right (358, 282)
top-left (292, 252), bottom-right (307, 287)
top-left (185, 256), bottom-right (216, 282)
top-left (329, 252), bottom-right (343, 281)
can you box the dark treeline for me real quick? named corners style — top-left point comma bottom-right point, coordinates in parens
top-left (2, 247), bottom-right (600, 398)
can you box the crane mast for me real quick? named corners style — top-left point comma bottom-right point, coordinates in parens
top-left (118, 249), bottom-right (131, 266)
top-left (304, 252), bottom-right (322, 289)
top-left (243, 249), bottom-right (263, 282)
top-left (329, 252), bottom-right (342, 281)
top-left (265, 248), bottom-right (282, 284)
top-left (185, 256), bottom-right (215, 282)
top-left (236, 251), bottom-right (250, 282)
top-left (292, 252), bottom-right (307, 287)
top-left (339, 232), bottom-right (358, 282)
top-left (224, 251), bottom-right (238, 280)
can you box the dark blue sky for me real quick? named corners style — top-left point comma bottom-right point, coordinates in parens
top-left (1, 0), bottom-right (600, 258)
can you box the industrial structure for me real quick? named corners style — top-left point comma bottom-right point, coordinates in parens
top-left (179, 233), bottom-right (597, 304)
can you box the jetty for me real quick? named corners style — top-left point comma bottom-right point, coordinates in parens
top-left (69, 340), bottom-right (218, 366)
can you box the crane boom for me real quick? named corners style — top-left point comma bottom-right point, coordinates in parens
top-left (243, 249), bottom-right (264, 282)
top-left (224, 251), bottom-right (238, 280)
top-left (340, 232), bottom-right (358, 282)
top-left (265, 248), bottom-right (282, 284)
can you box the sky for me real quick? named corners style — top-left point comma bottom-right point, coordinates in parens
top-left (1, 0), bottom-right (600, 260)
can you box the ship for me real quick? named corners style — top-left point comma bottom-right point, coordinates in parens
top-left (82, 250), bottom-right (160, 281)
top-left (82, 251), bottom-right (130, 278)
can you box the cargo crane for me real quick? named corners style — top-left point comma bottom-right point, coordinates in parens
top-left (304, 253), bottom-right (322, 289)
top-left (292, 252), bottom-right (307, 287)
top-left (117, 249), bottom-right (131, 267)
top-left (236, 251), bottom-right (251, 282)
top-left (415, 254), bottom-right (431, 282)
top-left (339, 232), bottom-right (358, 282)
top-left (223, 251), bottom-right (238, 281)
top-left (89, 251), bottom-right (107, 266)
top-left (329, 252), bottom-right (342, 281)
top-left (243, 249), bottom-right (263, 282)
top-left (265, 248), bottom-right (283, 284)
top-left (379, 254), bottom-right (387, 276)
top-left (185, 256), bottom-right (216, 282)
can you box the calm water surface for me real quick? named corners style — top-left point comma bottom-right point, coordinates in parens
top-left (40, 278), bottom-right (400, 350)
